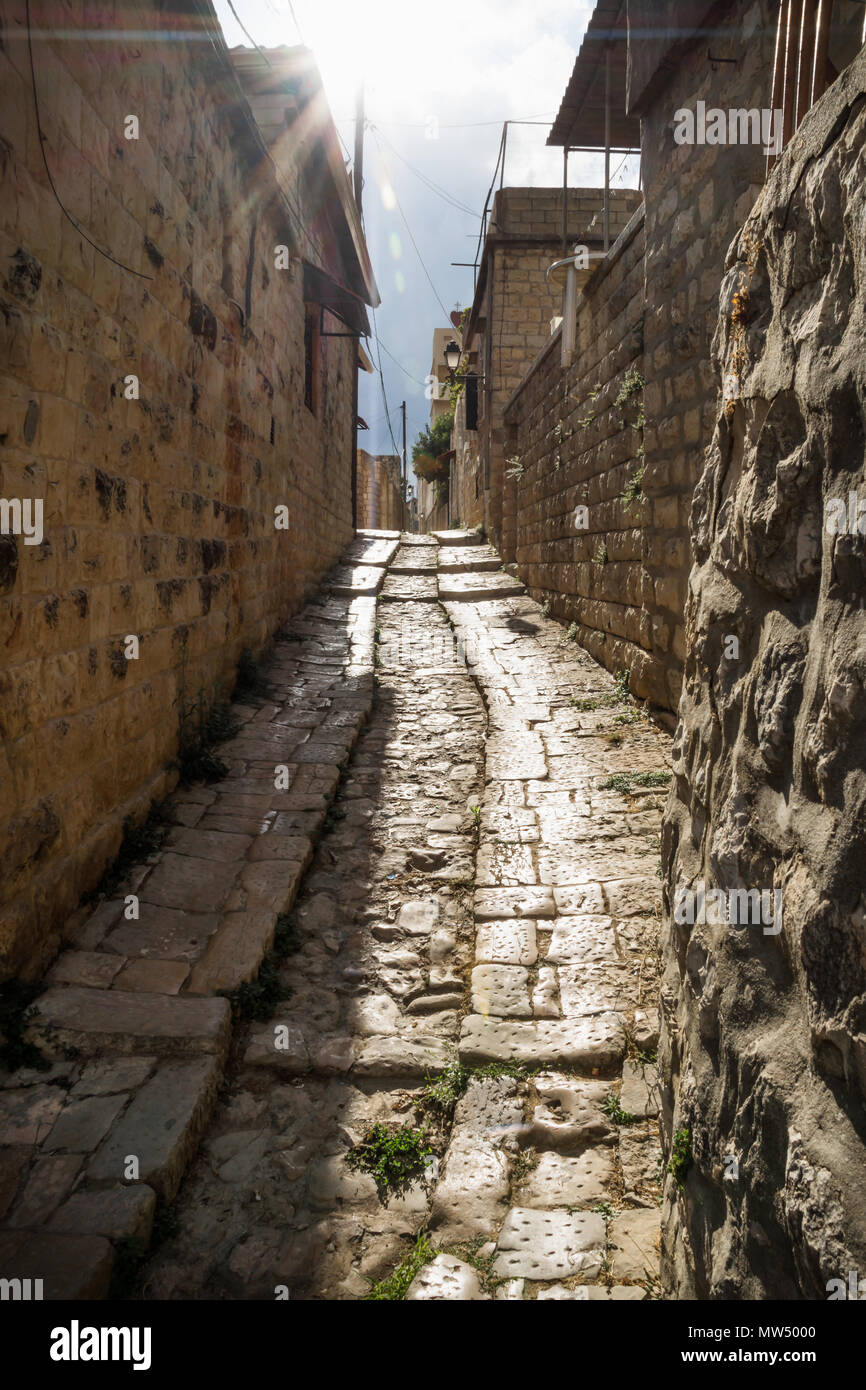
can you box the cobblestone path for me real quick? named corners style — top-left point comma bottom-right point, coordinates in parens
top-left (0, 530), bottom-right (671, 1301)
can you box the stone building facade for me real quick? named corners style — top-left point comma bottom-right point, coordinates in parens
top-left (356, 449), bottom-right (403, 531)
top-left (503, 206), bottom-right (648, 697)
top-left (458, 186), bottom-right (641, 557)
top-left (0, 6), bottom-right (378, 980)
top-left (500, 0), bottom-right (864, 720)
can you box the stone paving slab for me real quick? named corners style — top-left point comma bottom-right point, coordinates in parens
top-left (389, 545), bottom-right (438, 574)
top-left (459, 1013), bottom-right (626, 1071)
top-left (327, 564), bottom-right (386, 596)
top-left (609, 1209), bottom-right (661, 1282)
top-left (32, 987), bottom-right (231, 1058)
top-left (439, 571), bottom-right (525, 601)
top-left (492, 1207), bottom-right (606, 1280)
top-left (431, 529), bottom-right (479, 546)
top-left (0, 1229), bottom-right (114, 1299)
top-left (437, 546), bottom-right (502, 573)
top-left (341, 535), bottom-right (400, 566)
top-left (380, 573), bottom-right (439, 602)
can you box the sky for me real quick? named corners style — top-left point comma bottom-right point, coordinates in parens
top-left (213, 0), bottom-right (640, 487)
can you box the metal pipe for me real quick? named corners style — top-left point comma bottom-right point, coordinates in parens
top-left (603, 46), bottom-right (611, 253)
top-left (782, 0), bottom-right (799, 150)
top-left (562, 146), bottom-right (569, 257)
top-left (767, 0), bottom-right (788, 172)
top-left (811, 0), bottom-right (834, 109)
top-left (796, 0), bottom-right (817, 129)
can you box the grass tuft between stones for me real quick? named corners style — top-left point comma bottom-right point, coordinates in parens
top-left (365, 1231), bottom-right (438, 1300)
top-left (345, 1123), bottom-right (435, 1206)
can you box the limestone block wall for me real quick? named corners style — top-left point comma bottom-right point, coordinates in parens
top-left (457, 187), bottom-right (642, 561)
top-left (504, 210), bottom-right (655, 698)
top-left (659, 48), bottom-right (866, 1298)
top-left (356, 450), bottom-right (403, 531)
top-left (637, 0), bottom-right (778, 709)
top-left (450, 387), bottom-right (483, 530)
top-left (0, 2), bottom-right (357, 980)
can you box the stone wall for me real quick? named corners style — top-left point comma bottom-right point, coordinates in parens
top-left (659, 47), bottom-right (866, 1299)
top-left (450, 387), bottom-right (483, 531)
top-left (459, 187), bottom-right (642, 561)
top-left (503, 209), bottom-right (651, 698)
top-left (356, 450), bottom-right (403, 531)
top-left (0, 3), bottom-right (359, 980)
top-left (634, 0), bottom-right (778, 709)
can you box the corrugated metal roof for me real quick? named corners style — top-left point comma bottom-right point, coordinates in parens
top-left (547, 0), bottom-right (640, 149)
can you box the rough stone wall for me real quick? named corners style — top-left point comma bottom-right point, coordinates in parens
top-left (0, 3), bottom-right (357, 980)
top-left (637, 0), bottom-right (778, 710)
top-left (356, 450), bottom-right (403, 531)
top-left (659, 48), bottom-right (866, 1299)
top-left (503, 210), bottom-right (651, 695)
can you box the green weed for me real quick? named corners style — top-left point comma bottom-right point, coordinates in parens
top-left (365, 1232), bottom-right (438, 1300)
top-left (668, 1127), bottom-right (692, 1188)
top-left (346, 1123), bottom-right (436, 1205)
top-left (602, 1093), bottom-right (638, 1126)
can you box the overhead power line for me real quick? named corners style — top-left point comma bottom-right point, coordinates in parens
top-left (226, 0), bottom-right (273, 64)
top-left (370, 125), bottom-right (481, 220)
top-left (371, 332), bottom-right (427, 388)
top-left (370, 309), bottom-right (402, 456)
top-left (371, 128), bottom-right (453, 322)
top-left (363, 111), bottom-right (557, 129)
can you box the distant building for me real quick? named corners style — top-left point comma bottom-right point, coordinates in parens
top-left (356, 450), bottom-right (404, 531)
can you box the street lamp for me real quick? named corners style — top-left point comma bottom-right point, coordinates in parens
top-left (444, 339), bottom-right (462, 374)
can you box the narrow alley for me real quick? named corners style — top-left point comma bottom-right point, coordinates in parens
top-left (0, 530), bottom-right (670, 1300)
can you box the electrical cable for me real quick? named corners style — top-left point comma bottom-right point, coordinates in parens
top-left (371, 332), bottom-right (427, 387)
top-left (285, 0), bottom-right (305, 42)
top-left (366, 112), bottom-right (557, 129)
top-left (226, 0), bottom-right (273, 64)
top-left (471, 124), bottom-right (507, 272)
top-left (370, 127), bottom-right (452, 322)
top-left (25, 0), bottom-right (153, 280)
top-left (370, 308), bottom-right (402, 456)
top-left (369, 125), bottom-right (481, 219)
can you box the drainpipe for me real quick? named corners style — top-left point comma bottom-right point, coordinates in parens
top-left (604, 46), bottom-right (611, 253)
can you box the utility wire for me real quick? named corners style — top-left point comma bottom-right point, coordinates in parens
top-left (226, 0), bottom-right (273, 64)
top-left (25, 0), bottom-right (152, 280)
top-left (285, 0), bottom-right (305, 42)
top-left (472, 124), bottom-right (507, 271)
top-left (370, 309), bottom-right (402, 456)
top-left (371, 128), bottom-right (452, 322)
top-left (372, 332), bottom-right (427, 388)
top-left (364, 111), bottom-right (557, 129)
top-left (370, 125), bottom-right (481, 220)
